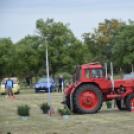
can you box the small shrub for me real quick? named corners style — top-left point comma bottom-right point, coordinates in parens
top-left (17, 104), bottom-right (30, 116)
top-left (58, 108), bottom-right (72, 115)
top-left (105, 101), bottom-right (112, 105)
top-left (39, 103), bottom-right (50, 110)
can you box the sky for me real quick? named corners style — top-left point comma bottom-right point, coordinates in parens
top-left (0, 0), bottom-right (134, 43)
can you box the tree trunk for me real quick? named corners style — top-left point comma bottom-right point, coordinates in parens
top-left (31, 77), bottom-right (33, 88)
top-left (52, 73), bottom-right (55, 79)
top-left (36, 75), bottom-right (38, 83)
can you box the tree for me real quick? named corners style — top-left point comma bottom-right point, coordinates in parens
top-left (36, 18), bottom-right (78, 78)
top-left (0, 38), bottom-right (15, 77)
top-left (82, 33), bottom-right (100, 62)
top-left (82, 19), bottom-right (121, 65)
top-left (14, 35), bottom-right (43, 79)
top-left (113, 19), bottom-right (134, 73)
top-left (15, 35), bottom-right (43, 78)
top-left (65, 39), bottom-right (93, 73)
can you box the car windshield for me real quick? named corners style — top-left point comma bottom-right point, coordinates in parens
top-left (1, 79), bottom-right (17, 84)
top-left (38, 78), bottom-right (52, 83)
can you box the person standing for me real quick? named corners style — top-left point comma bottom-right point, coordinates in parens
top-left (58, 76), bottom-right (64, 92)
top-left (26, 76), bottom-right (31, 88)
top-left (5, 77), bottom-right (13, 98)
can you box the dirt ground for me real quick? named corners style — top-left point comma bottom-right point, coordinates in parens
top-left (0, 89), bottom-right (134, 134)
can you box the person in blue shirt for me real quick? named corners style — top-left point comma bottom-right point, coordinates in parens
top-left (5, 77), bottom-right (13, 98)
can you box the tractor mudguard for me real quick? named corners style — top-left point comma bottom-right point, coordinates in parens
top-left (64, 82), bottom-right (82, 95)
top-left (64, 83), bottom-right (74, 95)
top-left (70, 82), bottom-right (82, 95)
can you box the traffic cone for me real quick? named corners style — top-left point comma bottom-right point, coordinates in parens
top-left (131, 103), bottom-right (134, 112)
top-left (13, 94), bottom-right (15, 99)
top-left (51, 107), bottom-right (55, 115)
top-left (9, 95), bottom-right (12, 98)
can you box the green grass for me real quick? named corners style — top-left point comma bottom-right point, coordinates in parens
top-left (19, 89), bottom-right (35, 94)
top-left (1, 89), bottom-right (134, 134)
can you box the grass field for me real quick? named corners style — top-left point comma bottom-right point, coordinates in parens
top-left (1, 89), bottom-right (134, 134)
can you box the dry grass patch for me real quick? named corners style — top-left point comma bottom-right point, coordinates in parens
top-left (1, 89), bottom-right (134, 134)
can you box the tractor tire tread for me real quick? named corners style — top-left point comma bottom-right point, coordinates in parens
top-left (126, 94), bottom-right (134, 111)
top-left (116, 100), bottom-right (127, 110)
top-left (73, 84), bottom-right (102, 114)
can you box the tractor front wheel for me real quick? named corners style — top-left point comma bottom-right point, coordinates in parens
top-left (73, 84), bottom-right (102, 114)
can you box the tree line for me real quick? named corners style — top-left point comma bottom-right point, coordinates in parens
top-left (0, 18), bottom-right (134, 79)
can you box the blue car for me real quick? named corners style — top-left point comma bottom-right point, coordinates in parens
top-left (35, 78), bottom-right (57, 93)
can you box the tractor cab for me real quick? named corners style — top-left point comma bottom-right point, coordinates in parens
top-left (76, 62), bottom-right (105, 80)
top-left (75, 62), bottom-right (110, 93)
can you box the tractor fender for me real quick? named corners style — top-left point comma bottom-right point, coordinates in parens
top-left (70, 82), bottom-right (82, 95)
top-left (122, 89), bottom-right (133, 99)
top-left (70, 82), bottom-right (101, 95)
top-left (64, 83), bottom-right (74, 95)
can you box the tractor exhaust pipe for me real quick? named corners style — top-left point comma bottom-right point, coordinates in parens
top-left (104, 63), bottom-right (107, 78)
top-left (110, 62), bottom-right (114, 91)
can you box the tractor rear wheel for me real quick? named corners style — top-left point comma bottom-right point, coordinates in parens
top-left (64, 95), bottom-right (70, 109)
top-left (126, 94), bottom-right (134, 111)
top-left (73, 84), bottom-right (102, 114)
top-left (116, 100), bottom-right (127, 110)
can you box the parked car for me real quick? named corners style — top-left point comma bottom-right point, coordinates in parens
top-left (123, 74), bottom-right (134, 79)
top-left (35, 78), bottom-right (57, 93)
top-left (0, 77), bottom-right (20, 94)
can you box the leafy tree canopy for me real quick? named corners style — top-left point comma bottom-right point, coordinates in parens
top-left (36, 18), bottom-right (80, 78)
top-left (113, 19), bottom-right (134, 72)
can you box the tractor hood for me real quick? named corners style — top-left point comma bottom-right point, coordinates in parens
top-left (114, 79), bottom-right (134, 88)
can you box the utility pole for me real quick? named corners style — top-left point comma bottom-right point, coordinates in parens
top-left (45, 36), bottom-right (51, 116)
top-left (132, 64), bottom-right (133, 73)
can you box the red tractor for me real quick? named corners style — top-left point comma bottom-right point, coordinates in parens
top-left (63, 62), bottom-right (134, 114)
